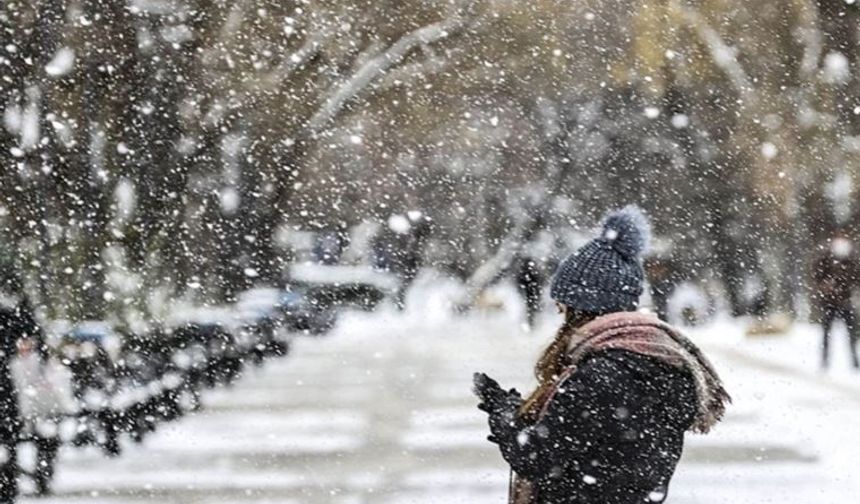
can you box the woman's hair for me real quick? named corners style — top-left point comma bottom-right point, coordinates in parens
top-left (519, 308), bottom-right (599, 420)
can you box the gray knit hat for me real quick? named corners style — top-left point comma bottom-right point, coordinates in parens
top-left (550, 206), bottom-right (651, 314)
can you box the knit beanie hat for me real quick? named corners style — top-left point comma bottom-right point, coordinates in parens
top-left (550, 206), bottom-right (651, 314)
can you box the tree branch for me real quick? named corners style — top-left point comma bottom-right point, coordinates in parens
top-left (674, 2), bottom-right (758, 108)
top-left (307, 9), bottom-right (473, 134)
top-left (793, 0), bottom-right (824, 81)
top-left (375, 50), bottom-right (454, 91)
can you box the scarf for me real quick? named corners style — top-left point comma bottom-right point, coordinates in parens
top-left (510, 311), bottom-right (730, 504)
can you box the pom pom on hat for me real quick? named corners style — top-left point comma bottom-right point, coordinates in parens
top-left (600, 205), bottom-right (651, 260)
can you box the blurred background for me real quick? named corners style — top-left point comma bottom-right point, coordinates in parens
top-left (2, 0), bottom-right (860, 320)
top-left (1, 1), bottom-right (860, 503)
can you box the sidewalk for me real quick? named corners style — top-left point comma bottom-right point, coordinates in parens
top-left (21, 308), bottom-right (860, 503)
top-left (672, 317), bottom-right (860, 503)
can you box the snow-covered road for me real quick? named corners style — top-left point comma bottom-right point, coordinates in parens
top-left (21, 308), bottom-right (860, 504)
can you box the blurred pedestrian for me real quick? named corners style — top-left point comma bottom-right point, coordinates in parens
top-left (373, 211), bottom-right (432, 310)
top-left (12, 336), bottom-right (74, 496)
top-left (0, 294), bottom-right (27, 503)
top-left (473, 206), bottom-right (729, 504)
top-left (514, 256), bottom-right (544, 330)
top-left (813, 232), bottom-right (860, 370)
top-left (644, 252), bottom-right (679, 322)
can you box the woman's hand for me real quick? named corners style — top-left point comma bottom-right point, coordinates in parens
top-left (473, 372), bottom-right (523, 443)
top-left (473, 372), bottom-right (503, 410)
top-left (473, 372), bottom-right (522, 410)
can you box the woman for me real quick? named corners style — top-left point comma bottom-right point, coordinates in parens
top-left (474, 206), bottom-right (730, 504)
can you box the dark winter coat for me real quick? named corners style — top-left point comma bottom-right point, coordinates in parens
top-left (814, 252), bottom-right (859, 308)
top-left (493, 349), bottom-right (698, 504)
top-left (0, 307), bottom-right (22, 436)
top-left (0, 306), bottom-right (23, 503)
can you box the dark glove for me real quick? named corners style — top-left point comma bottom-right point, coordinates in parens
top-left (473, 372), bottom-right (523, 410)
top-left (473, 372), bottom-right (514, 410)
top-left (473, 372), bottom-right (523, 444)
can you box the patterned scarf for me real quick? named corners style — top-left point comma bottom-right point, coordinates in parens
top-left (510, 311), bottom-right (730, 504)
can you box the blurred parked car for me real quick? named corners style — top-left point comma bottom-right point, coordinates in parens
top-left (289, 262), bottom-right (398, 312)
top-left (237, 286), bottom-right (338, 335)
top-left (279, 288), bottom-right (337, 335)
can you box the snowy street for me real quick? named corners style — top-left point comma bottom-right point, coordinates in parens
top-left (21, 303), bottom-right (860, 504)
top-left (5, 2), bottom-right (860, 503)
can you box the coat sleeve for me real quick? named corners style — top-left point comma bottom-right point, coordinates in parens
top-left (489, 354), bottom-right (638, 480)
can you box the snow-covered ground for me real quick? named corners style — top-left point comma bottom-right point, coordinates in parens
top-left (672, 315), bottom-right (860, 503)
top-left (20, 281), bottom-right (860, 503)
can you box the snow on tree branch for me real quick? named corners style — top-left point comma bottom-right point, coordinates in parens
top-left (307, 8), bottom-right (474, 134)
top-left (376, 44), bottom-right (468, 92)
top-left (675, 3), bottom-right (758, 108)
top-left (793, 1), bottom-right (825, 81)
